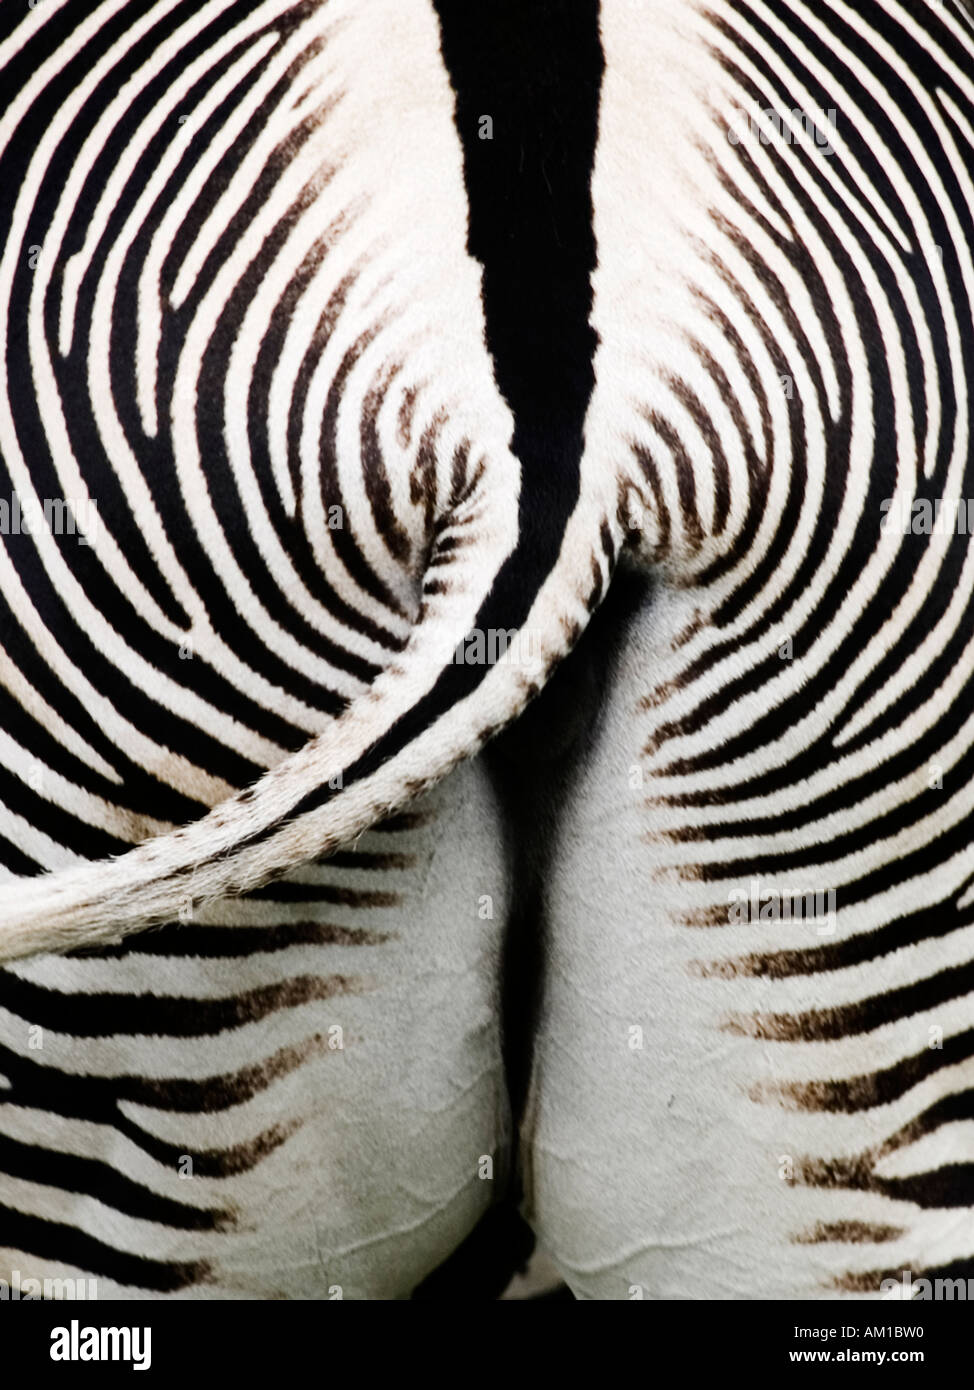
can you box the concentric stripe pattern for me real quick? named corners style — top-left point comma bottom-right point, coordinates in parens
top-left (4, 0), bottom-right (974, 1302)
top-left (524, 0), bottom-right (974, 1298)
top-left (0, 0), bottom-right (529, 1298)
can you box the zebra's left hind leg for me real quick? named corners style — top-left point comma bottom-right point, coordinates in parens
top-left (520, 572), bottom-right (974, 1301)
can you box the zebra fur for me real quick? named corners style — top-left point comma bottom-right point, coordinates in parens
top-left (1, 0), bottom-right (973, 1301)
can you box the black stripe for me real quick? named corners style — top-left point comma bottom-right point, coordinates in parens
top-left (0, 1203), bottom-right (209, 1292)
top-left (0, 1132), bottom-right (229, 1231)
top-left (0, 971), bottom-right (360, 1039)
top-left (224, 2), bottom-right (607, 857)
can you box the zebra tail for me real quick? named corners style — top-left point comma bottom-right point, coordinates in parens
top-left (0, 478), bottom-right (607, 961)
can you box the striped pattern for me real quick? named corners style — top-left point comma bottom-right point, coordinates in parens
top-left (522, 0), bottom-right (974, 1299)
top-left (0, 0), bottom-right (512, 888)
top-left (0, 780), bottom-right (514, 1297)
top-left (0, 0), bottom-right (617, 960)
top-left (0, 0), bottom-right (548, 1298)
top-left (1, 0), bottom-right (973, 1299)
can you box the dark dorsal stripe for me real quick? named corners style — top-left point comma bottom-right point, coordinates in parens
top-left (225, 2), bottom-right (607, 855)
top-left (432, 0), bottom-right (603, 479)
top-left (432, 0), bottom-right (604, 618)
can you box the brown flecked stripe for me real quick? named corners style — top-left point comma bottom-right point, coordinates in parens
top-left (793, 1220), bottom-right (904, 1245)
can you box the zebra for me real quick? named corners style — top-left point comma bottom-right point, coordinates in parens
top-left (1, 0), bottom-right (973, 1301)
